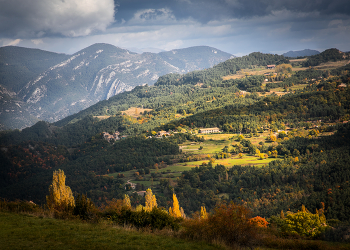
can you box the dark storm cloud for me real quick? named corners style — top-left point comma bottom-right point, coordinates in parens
top-left (114, 0), bottom-right (350, 23)
top-left (1, 0), bottom-right (349, 55)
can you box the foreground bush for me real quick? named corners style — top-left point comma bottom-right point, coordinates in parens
top-left (73, 193), bottom-right (99, 221)
top-left (107, 206), bottom-right (181, 231)
top-left (0, 199), bottom-right (42, 214)
top-left (322, 223), bottom-right (350, 242)
top-left (181, 202), bottom-right (258, 247)
top-left (281, 205), bottom-right (327, 238)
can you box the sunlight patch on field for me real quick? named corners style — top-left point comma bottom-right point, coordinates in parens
top-left (93, 115), bottom-right (111, 120)
top-left (122, 107), bottom-right (153, 118)
top-left (222, 67), bottom-right (274, 80)
top-left (171, 155), bottom-right (277, 169)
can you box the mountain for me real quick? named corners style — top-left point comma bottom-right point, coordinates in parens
top-left (0, 44), bottom-right (233, 129)
top-left (282, 49), bottom-right (320, 58)
top-left (0, 46), bottom-right (69, 93)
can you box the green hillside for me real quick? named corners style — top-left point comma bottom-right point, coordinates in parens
top-left (1, 48), bottom-right (350, 234)
top-left (0, 46), bottom-right (69, 93)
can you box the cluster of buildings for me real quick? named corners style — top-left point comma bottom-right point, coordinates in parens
top-left (102, 132), bottom-right (128, 142)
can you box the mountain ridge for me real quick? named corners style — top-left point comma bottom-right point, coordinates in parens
top-left (282, 49), bottom-right (320, 58)
top-left (0, 43), bottom-right (233, 129)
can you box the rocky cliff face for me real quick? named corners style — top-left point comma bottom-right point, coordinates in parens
top-left (0, 43), bottom-right (233, 129)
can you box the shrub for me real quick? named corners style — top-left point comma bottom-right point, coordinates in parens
top-left (109, 207), bottom-right (181, 231)
top-left (281, 205), bottom-right (327, 238)
top-left (0, 199), bottom-right (42, 214)
top-left (322, 223), bottom-right (350, 242)
top-left (181, 202), bottom-right (258, 247)
top-left (73, 193), bottom-right (98, 221)
top-left (250, 216), bottom-right (269, 228)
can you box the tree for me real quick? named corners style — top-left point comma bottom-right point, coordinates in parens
top-left (73, 193), bottom-right (95, 220)
top-left (169, 193), bottom-right (183, 218)
top-left (250, 216), bottom-right (268, 228)
top-left (145, 188), bottom-right (157, 211)
top-left (282, 205), bottom-right (327, 237)
top-left (123, 194), bottom-right (131, 209)
top-left (200, 206), bottom-right (208, 219)
top-left (46, 169), bottom-right (75, 211)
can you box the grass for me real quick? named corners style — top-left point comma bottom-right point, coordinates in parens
top-left (172, 155), bottom-right (276, 169)
top-left (122, 107), bottom-right (153, 119)
top-left (0, 212), bottom-right (223, 250)
top-left (109, 133), bottom-right (278, 189)
top-left (222, 67), bottom-right (274, 80)
top-left (93, 115), bottom-right (111, 120)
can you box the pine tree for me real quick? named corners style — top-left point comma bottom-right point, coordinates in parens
top-left (46, 169), bottom-right (75, 211)
top-left (145, 188), bottom-right (157, 211)
top-left (169, 193), bottom-right (182, 218)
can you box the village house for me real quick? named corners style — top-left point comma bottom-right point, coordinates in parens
top-left (125, 181), bottom-right (136, 190)
top-left (267, 65), bottom-right (276, 69)
top-left (102, 131), bottom-right (120, 142)
top-left (156, 130), bottom-right (171, 138)
top-left (199, 127), bottom-right (220, 134)
top-left (136, 191), bottom-right (146, 196)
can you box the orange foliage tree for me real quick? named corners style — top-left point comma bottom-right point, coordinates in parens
top-left (250, 216), bottom-right (269, 228)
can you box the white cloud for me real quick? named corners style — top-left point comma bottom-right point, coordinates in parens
top-left (5, 39), bottom-right (22, 46)
top-left (0, 0), bottom-right (115, 38)
top-left (31, 39), bottom-right (43, 45)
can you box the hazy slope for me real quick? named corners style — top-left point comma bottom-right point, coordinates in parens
top-left (1, 44), bottom-right (233, 129)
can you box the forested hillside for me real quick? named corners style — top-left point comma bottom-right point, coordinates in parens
top-left (1, 48), bottom-right (350, 227)
top-left (0, 44), bottom-right (232, 130)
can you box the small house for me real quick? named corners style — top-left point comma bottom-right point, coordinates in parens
top-left (199, 127), bottom-right (220, 134)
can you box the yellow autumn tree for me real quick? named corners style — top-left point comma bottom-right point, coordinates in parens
top-left (145, 188), bottom-right (157, 211)
top-left (123, 194), bottom-right (131, 209)
top-left (200, 206), bottom-right (208, 219)
top-left (46, 169), bottom-right (75, 211)
top-left (169, 193), bottom-right (183, 218)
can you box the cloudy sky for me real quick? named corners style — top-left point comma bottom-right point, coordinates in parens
top-left (0, 0), bottom-right (349, 56)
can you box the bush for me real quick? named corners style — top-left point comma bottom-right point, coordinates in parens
top-left (0, 199), bottom-right (42, 214)
top-left (322, 223), bottom-right (350, 242)
top-left (73, 193), bottom-right (99, 221)
top-left (281, 206), bottom-right (327, 238)
top-left (181, 202), bottom-right (258, 247)
top-left (108, 207), bottom-right (181, 231)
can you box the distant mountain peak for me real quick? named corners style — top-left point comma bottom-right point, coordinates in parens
top-left (282, 49), bottom-right (320, 58)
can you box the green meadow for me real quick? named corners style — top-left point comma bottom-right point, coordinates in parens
top-left (0, 212), bottom-right (222, 250)
top-left (109, 133), bottom-right (278, 189)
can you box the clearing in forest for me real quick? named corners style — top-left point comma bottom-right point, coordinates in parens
top-left (122, 107), bottom-right (153, 118)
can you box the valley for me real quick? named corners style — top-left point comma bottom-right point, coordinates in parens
top-left (1, 47), bottom-right (350, 248)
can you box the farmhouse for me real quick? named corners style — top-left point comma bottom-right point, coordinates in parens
top-left (156, 130), bottom-right (171, 138)
top-left (267, 65), bottom-right (276, 69)
top-left (102, 132), bottom-right (120, 142)
top-left (199, 127), bottom-right (220, 134)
